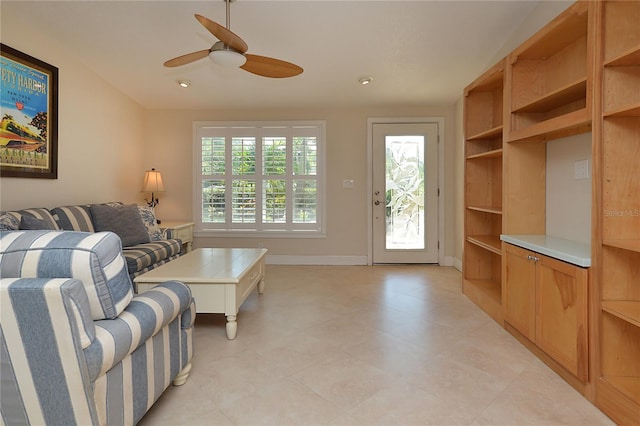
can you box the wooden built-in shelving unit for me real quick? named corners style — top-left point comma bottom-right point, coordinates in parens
top-left (594, 1), bottom-right (640, 423)
top-left (463, 1), bottom-right (640, 423)
top-left (463, 59), bottom-right (505, 325)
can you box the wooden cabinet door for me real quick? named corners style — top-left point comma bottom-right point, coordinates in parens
top-left (503, 243), bottom-right (536, 341)
top-left (536, 254), bottom-right (589, 382)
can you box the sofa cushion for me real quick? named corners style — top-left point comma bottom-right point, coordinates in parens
top-left (137, 206), bottom-right (164, 241)
top-left (122, 239), bottom-right (182, 276)
top-left (52, 205), bottom-right (95, 232)
top-left (0, 230), bottom-right (133, 320)
top-left (4, 208), bottom-right (61, 231)
top-left (91, 204), bottom-right (150, 247)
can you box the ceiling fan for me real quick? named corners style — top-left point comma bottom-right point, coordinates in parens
top-left (164, 0), bottom-right (303, 78)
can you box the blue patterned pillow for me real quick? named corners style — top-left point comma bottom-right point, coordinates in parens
top-left (4, 208), bottom-right (60, 231)
top-left (52, 205), bottom-right (95, 232)
top-left (90, 204), bottom-right (150, 247)
top-left (19, 215), bottom-right (51, 230)
top-left (137, 206), bottom-right (164, 241)
top-left (0, 213), bottom-right (19, 231)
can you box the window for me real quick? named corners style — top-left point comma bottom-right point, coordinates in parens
top-left (194, 121), bottom-right (326, 236)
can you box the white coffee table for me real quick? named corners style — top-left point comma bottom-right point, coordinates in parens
top-left (134, 248), bottom-right (267, 339)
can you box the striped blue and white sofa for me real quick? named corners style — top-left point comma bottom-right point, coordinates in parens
top-left (0, 203), bottom-right (183, 283)
top-left (0, 230), bottom-right (195, 425)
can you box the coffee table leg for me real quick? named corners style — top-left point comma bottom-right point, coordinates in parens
top-left (258, 278), bottom-right (265, 294)
top-left (226, 315), bottom-right (237, 340)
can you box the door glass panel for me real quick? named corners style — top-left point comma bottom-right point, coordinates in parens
top-left (385, 136), bottom-right (425, 250)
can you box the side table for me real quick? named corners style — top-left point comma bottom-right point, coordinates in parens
top-left (161, 221), bottom-right (194, 253)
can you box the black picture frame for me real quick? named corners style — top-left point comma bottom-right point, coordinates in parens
top-left (1, 43), bottom-right (58, 179)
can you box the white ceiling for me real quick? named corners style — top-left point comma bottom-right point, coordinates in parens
top-left (2, 1), bottom-right (544, 110)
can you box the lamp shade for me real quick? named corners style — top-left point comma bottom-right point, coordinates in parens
top-left (141, 169), bottom-right (165, 193)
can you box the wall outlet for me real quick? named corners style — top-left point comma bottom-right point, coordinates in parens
top-left (574, 159), bottom-right (589, 180)
top-left (342, 179), bottom-right (355, 189)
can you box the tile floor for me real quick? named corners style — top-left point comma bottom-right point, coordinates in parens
top-left (140, 265), bottom-right (613, 425)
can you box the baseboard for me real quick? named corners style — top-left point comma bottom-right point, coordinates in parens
top-left (267, 255), bottom-right (458, 267)
top-left (440, 256), bottom-right (454, 267)
top-left (453, 257), bottom-right (462, 271)
top-left (266, 255), bottom-right (368, 265)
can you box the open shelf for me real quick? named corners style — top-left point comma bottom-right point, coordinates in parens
top-left (467, 206), bottom-right (502, 215)
top-left (463, 241), bottom-right (503, 324)
top-left (600, 312), bottom-right (640, 406)
top-left (507, 108), bottom-right (590, 143)
top-left (603, 239), bottom-right (640, 253)
top-left (604, 103), bottom-right (640, 118)
top-left (467, 125), bottom-right (503, 141)
top-left (465, 61), bottom-right (504, 142)
top-left (605, 45), bottom-right (640, 68)
top-left (467, 235), bottom-right (501, 255)
top-left (602, 1), bottom-right (640, 66)
top-left (602, 117), bottom-right (640, 241)
top-left (515, 2), bottom-right (588, 60)
top-left (507, 2), bottom-right (590, 144)
top-left (466, 148), bottom-right (502, 160)
top-left (512, 79), bottom-right (587, 114)
top-left (603, 65), bottom-right (640, 116)
top-left (602, 301), bottom-right (640, 328)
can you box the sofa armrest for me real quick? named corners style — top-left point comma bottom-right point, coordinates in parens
top-left (0, 277), bottom-right (99, 425)
top-left (87, 280), bottom-right (193, 379)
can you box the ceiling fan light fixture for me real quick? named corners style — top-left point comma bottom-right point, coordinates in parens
top-left (177, 80), bottom-right (191, 88)
top-left (209, 42), bottom-right (247, 68)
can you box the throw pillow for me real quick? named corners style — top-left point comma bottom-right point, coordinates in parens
top-left (0, 213), bottom-right (19, 231)
top-left (90, 203), bottom-right (150, 247)
top-left (137, 206), bottom-right (164, 241)
top-left (19, 215), bottom-right (51, 230)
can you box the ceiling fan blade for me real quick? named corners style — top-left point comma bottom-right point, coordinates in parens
top-left (194, 14), bottom-right (248, 54)
top-left (164, 49), bottom-right (210, 67)
top-left (241, 54), bottom-right (303, 78)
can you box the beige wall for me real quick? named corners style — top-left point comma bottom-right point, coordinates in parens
top-left (0, 12), bottom-right (146, 211)
top-left (143, 106), bottom-right (456, 261)
top-left (546, 133), bottom-right (592, 244)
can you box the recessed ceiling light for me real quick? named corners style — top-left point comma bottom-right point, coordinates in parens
top-left (177, 80), bottom-right (191, 88)
top-left (358, 76), bottom-right (373, 85)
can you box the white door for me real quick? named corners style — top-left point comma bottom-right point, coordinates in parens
top-left (372, 122), bottom-right (439, 263)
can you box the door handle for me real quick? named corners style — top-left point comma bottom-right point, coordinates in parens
top-left (374, 200), bottom-right (381, 205)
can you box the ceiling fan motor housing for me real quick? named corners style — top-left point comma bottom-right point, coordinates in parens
top-left (209, 41), bottom-right (247, 67)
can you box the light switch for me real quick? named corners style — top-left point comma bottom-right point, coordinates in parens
top-left (342, 179), bottom-right (355, 189)
top-left (574, 160), bottom-right (589, 180)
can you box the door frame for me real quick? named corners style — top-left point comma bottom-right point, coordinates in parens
top-left (367, 117), bottom-right (445, 265)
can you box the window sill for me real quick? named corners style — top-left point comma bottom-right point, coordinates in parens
top-left (194, 230), bottom-right (327, 239)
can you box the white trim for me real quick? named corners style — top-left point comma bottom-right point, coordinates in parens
top-left (266, 255), bottom-right (368, 265)
top-left (366, 117), bottom-right (446, 265)
top-left (453, 257), bottom-right (463, 272)
top-left (194, 230), bottom-right (326, 239)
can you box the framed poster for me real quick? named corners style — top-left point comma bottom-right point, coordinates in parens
top-left (1, 44), bottom-right (58, 179)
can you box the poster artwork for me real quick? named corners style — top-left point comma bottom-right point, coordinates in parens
top-left (0, 44), bottom-right (58, 178)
